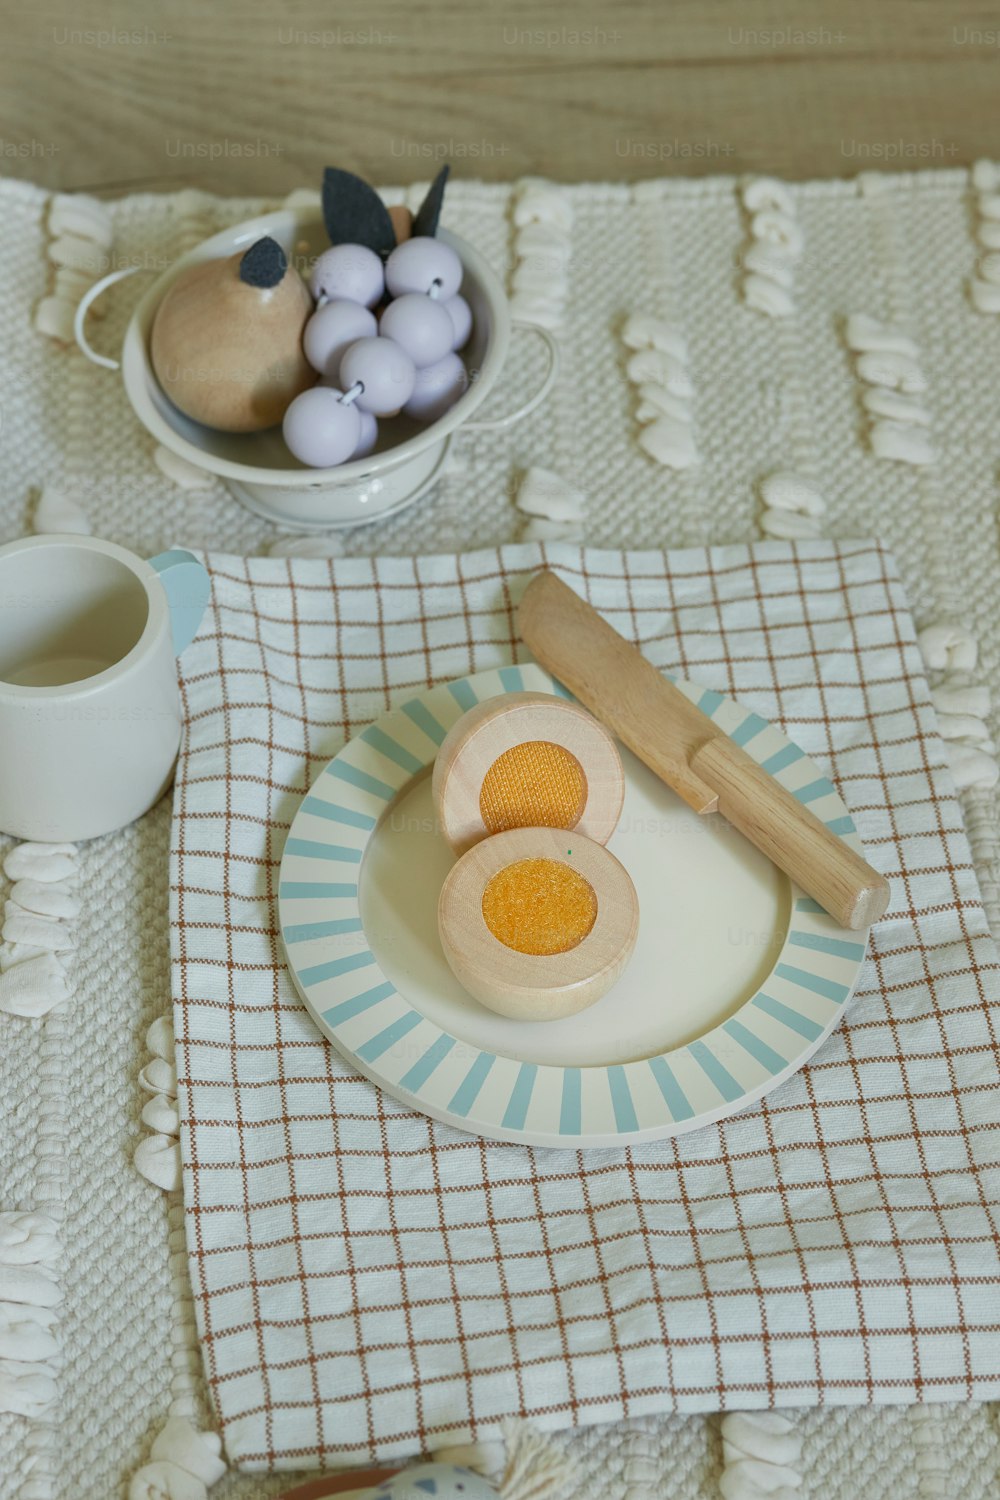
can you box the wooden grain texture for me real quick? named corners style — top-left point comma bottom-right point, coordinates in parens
top-left (690, 737), bottom-right (890, 930)
top-left (437, 825), bottom-right (639, 1020)
top-left (2, 1), bottom-right (999, 195)
top-left (518, 570), bottom-right (890, 930)
top-left (149, 249), bottom-right (313, 430)
top-left (518, 572), bottom-right (722, 814)
top-left (432, 690), bottom-right (625, 854)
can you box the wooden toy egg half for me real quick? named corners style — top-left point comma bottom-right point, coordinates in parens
top-left (432, 692), bottom-right (625, 857)
top-left (150, 244), bottom-right (315, 432)
top-left (438, 826), bottom-right (639, 1021)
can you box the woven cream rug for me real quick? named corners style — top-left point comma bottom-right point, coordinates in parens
top-left (1, 167), bottom-right (999, 1498)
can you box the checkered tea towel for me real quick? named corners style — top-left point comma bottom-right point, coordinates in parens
top-left (170, 538), bottom-right (1000, 1471)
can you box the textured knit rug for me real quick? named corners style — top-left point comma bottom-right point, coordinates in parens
top-left (1, 167), bottom-right (999, 1498)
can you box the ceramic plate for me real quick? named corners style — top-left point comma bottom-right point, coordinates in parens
top-left (278, 665), bottom-right (869, 1147)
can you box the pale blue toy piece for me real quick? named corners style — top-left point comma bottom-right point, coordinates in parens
top-left (148, 549), bottom-right (211, 654)
top-left (373, 1463), bottom-right (498, 1500)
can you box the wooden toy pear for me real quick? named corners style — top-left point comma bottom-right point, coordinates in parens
top-left (150, 236), bottom-right (314, 432)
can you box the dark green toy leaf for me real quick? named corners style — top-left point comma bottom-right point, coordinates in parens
top-left (239, 237), bottom-right (287, 288)
top-left (412, 165), bottom-right (450, 237)
top-left (322, 167), bottom-right (397, 258)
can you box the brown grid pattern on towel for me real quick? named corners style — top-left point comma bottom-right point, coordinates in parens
top-left (169, 540), bottom-right (1000, 1471)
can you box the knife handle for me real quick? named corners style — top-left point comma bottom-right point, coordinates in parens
top-left (690, 736), bottom-right (889, 930)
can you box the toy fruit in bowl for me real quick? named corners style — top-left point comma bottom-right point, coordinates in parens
top-left (78, 166), bottom-right (559, 531)
top-left (282, 180), bottom-right (472, 469)
top-left (150, 236), bottom-right (314, 432)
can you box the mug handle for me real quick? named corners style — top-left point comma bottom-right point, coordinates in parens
top-left (148, 550), bottom-right (211, 655)
top-left (461, 322), bottom-right (560, 434)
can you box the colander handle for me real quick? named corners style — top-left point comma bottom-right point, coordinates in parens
top-left (461, 321), bottom-right (560, 434)
top-left (74, 264), bottom-right (147, 370)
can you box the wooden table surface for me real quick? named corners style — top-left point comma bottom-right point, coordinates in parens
top-left (3, 0), bottom-right (999, 195)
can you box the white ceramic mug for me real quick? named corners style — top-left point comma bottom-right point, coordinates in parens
top-left (0, 535), bottom-right (210, 843)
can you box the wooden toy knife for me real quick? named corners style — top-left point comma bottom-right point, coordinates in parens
top-left (517, 571), bottom-right (890, 931)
